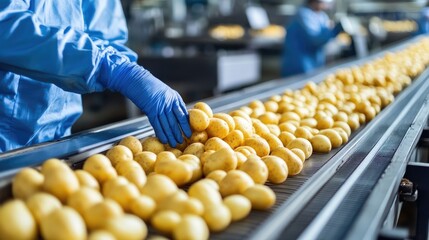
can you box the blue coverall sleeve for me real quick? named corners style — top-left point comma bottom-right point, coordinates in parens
top-left (0, 1), bottom-right (130, 94)
top-left (296, 9), bottom-right (336, 48)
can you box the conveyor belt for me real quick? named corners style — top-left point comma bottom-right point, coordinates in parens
top-left (0, 37), bottom-right (428, 240)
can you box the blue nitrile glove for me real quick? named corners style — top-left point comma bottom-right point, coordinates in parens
top-left (106, 61), bottom-right (192, 147)
top-left (333, 22), bottom-right (343, 36)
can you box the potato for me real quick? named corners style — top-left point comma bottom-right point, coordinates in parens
top-left (266, 124), bottom-right (281, 136)
top-left (189, 131), bottom-right (209, 144)
top-left (235, 151), bottom-right (248, 168)
top-left (205, 170), bottom-right (227, 185)
top-left (119, 136), bottom-right (142, 155)
top-left (26, 193), bottom-right (61, 224)
top-left (223, 195), bottom-right (251, 222)
top-left (43, 163), bottom-right (80, 203)
top-left (290, 148), bottom-right (306, 163)
top-left (242, 185), bottom-right (276, 210)
top-left (310, 135), bottom-right (332, 153)
top-left (88, 231), bottom-right (115, 240)
top-left (157, 151), bottom-right (177, 162)
top-left (157, 192), bottom-right (204, 216)
top-left (278, 131), bottom-right (296, 147)
top-left (286, 138), bottom-right (313, 160)
top-left (103, 214), bottom-right (147, 240)
top-left (279, 112), bottom-right (301, 123)
top-left (206, 118), bottom-right (230, 138)
top-left (271, 147), bottom-right (303, 176)
top-left (173, 215), bottom-right (209, 240)
top-left (347, 114), bottom-right (360, 131)
top-left (140, 136), bottom-right (165, 154)
top-left (102, 176), bottom-right (128, 197)
top-left (230, 110), bottom-right (252, 123)
top-left (83, 154), bottom-right (117, 184)
top-left (261, 132), bottom-right (283, 152)
top-left (214, 113), bottom-right (235, 131)
top-left (294, 127), bottom-right (313, 140)
top-left (0, 200), bottom-right (37, 240)
top-left (198, 178), bottom-right (219, 191)
top-left (104, 183), bottom-right (140, 212)
top-left (67, 187), bottom-right (103, 216)
top-left (235, 146), bottom-right (257, 157)
top-left (183, 142), bottom-right (205, 158)
top-left (333, 121), bottom-right (352, 136)
top-left (140, 174), bottom-right (178, 203)
top-left (41, 158), bottom-right (66, 174)
top-left (279, 122), bottom-right (297, 133)
top-left (204, 137), bottom-right (231, 151)
top-left (155, 159), bottom-right (193, 186)
top-left (319, 129), bottom-right (343, 148)
top-left (239, 155), bottom-right (268, 184)
top-left (189, 109), bottom-right (210, 131)
top-left (258, 112), bottom-right (279, 125)
top-left (203, 204), bottom-right (231, 232)
top-left (333, 127), bottom-right (349, 144)
top-left (151, 210), bottom-right (182, 234)
top-left (83, 199), bottom-right (123, 230)
top-left (188, 180), bottom-right (223, 208)
top-left (74, 170), bottom-right (100, 190)
top-left (223, 130), bottom-right (245, 149)
top-left (115, 160), bottom-right (147, 188)
top-left (106, 145), bottom-right (133, 166)
top-left (203, 147), bottom-right (237, 176)
top-left (12, 168), bottom-right (44, 200)
top-left (41, 207), bottom-right (86, 240)
top-left (169, 148), bottom-right (183, 157)
top-left (135, 151), bottom-right (157, 174)
top-left (179, 154), bottom-right (203, 183)
top-left (233, 116), bottom-right (253, 138)
top-left (129, 195), bottom-right (156, 221)
top-left (243, 137), bottom-right (270, 157)
top-left (333, 111), bottom-right (349, 122)
top-left (300, 118), bottom-right (318, 128)
top-left (262, 156), bottom-right (288, 184)
top-left (194, 102), bottom-right (213, 118)
top-left (219, 170), bottom-right (254, 197)
top-left (200, 150), bottom-right (215, 166)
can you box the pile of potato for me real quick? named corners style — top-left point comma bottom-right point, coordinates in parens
top-left (1, 39), bottom-right (429, 240)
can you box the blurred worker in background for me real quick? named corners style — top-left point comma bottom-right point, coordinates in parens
top-left (281, 0), bottom-right (343, 77)
top-left (416, 4), bottom-right (429, 35)
top-left (0, 1), bottom-right (191, 152)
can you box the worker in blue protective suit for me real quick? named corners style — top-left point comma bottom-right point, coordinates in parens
top-left (281, 0), bottom-right (342, 77)
top-left (0, 0), bottom-right (192, 152)
top-left (416, 6), bottom-right (429, 35)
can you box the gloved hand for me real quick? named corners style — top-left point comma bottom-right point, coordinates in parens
top-left (106, 61), bottom-right (192, 147)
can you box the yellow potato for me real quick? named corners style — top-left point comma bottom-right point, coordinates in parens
top-left (233, 116), bottom-right (253, 138)
top-left (41, 158), bottom-right (66, 174)
top-left (26, 193), bottom-right (61, 224)
top-left (279, 112), bottom-right (301, 123)
top-left (194, 102), bottom-right (213, 117)
top-left (41, 207), bottom-right (87, 240)
top-left (83, 199), bottom-right (124, 230)
top-left (300, 118), bottom-right (318, 128)
top-left (203, 204), bottom-right (231, 232)
top-left (151, 210), bottom-right (182, 234)
top-left (219, 170), bottom-right (254, 197)
top-left (286, 138), bottom-right (313, 160)
top-left (317, 117), bottom-right (335, 130)
top-left (173, 215), bottom-right (209, 240)
top-left (141, 137), bottom-right (165, 154)
top-left (205, 170), bottom-right (227, 185)
top-left (74, 170), bottom-right (100, 190)
top-left (319, 129), bottom-right (343, 148)
top-left (119, 136), bottom-right (142, 155)
top-left (189, 131), bottom-right (209, 144)
top-left (239, 155), bottom-right (268, 184)
top-left (230, 110), bottom-right (252, 123)
top-left (278, 131), bottom-right (296, 147)
top-left (235, 151), bottom-right (248, 168)
top-left (140, 174), bottom-right (178, 203)
top-left (134, 151), bottom-right (157, 174)
top-left (244, 137), bottom-right (270, 157)
top-left (261, 132), bottom-right (283, 152)
top-left (271, 147), bottom-right (303, 176)
top-left (294, 126), bottom-right (313, 140)
top-left (206, 118), bottom-right (230, 138)
top-left (104, 183), bottom-right (140, 212)
top-left (183, 142), bottom-right (205, 158)
top-left (223, 130), bottom-right (245, 149)
top-left (106, 145), bottom-right (133, 167)
top-left (43, 163), bottom-right (80, 203)
top-left (189, 109), bottom-right (210, 131)
top-left (235, 146), bottom-right (257, 157)
top-left (115, 160), bottom-right (147, 188)
top-left (266, 124), bottom-right (281, 136)
top-left (155, 158), bottom-right (193, 186)
top-left (248, 100), bottom-right (265, 109)
top-left (83, 154), bottom-right (117, 184)
top-left (333, 127), bottom-right (349, 144)
top-left (279, 122), bottom-right (297, 133)
top-left (200, 150), bottom-right (215, 166)
top-left (129, 195), bottom-right (156, 221)
top-left (0, 199), bottom-right (37, 240)
top-left (242, 184), bottom-right (276, 210)
top-left (102, 176), bottom-right (128, 197)
top-left (258, 112), bottom-right (279, 125)
top-left (198, 178), bottom-right (219, 190)
top-left (347, 114), bottom-right (360, 131)
top-left (261, 156), bottom-right (288, 184)
top-left (214, 113), bottom-right (235, 131)
top-left (67, 187), bottom-right (103, 216)
top-left (188, 180), bottom-right (223, 208)
top-left (103, 214), bottom-right (147, 240)
top-left (204, 137), bottom-right (231, 151)
top-left (87, 231), bottom-right (115, 240)
top-left (333, 111), bottom-right (349, 122)
top-left (169, 148), bottom-right (183, 158)
top-left (252, 119), bottom-right (271, 136)
top-left (290, 148), bottom-right (306, 163)
top-left (157, 151), bottom-right (177, 162)
top-left (249, 108), bottom-right (264, 118)
top-left (157, 191), bottom-right (204, 216)
top-left (203, 147), bottom-right (237, 176)
top-left (333, 121), bottom-right (352, 136)
top-left (310, 135), bottom-right (332, 153)
top-left (12, 168), bottom-right (44, 200)
top-left (264, 100), bottom-right (279, 112)
top-left (179, 154), bottom-right (203, 183)
top-left (223, 195), bottom-right (251, 221)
